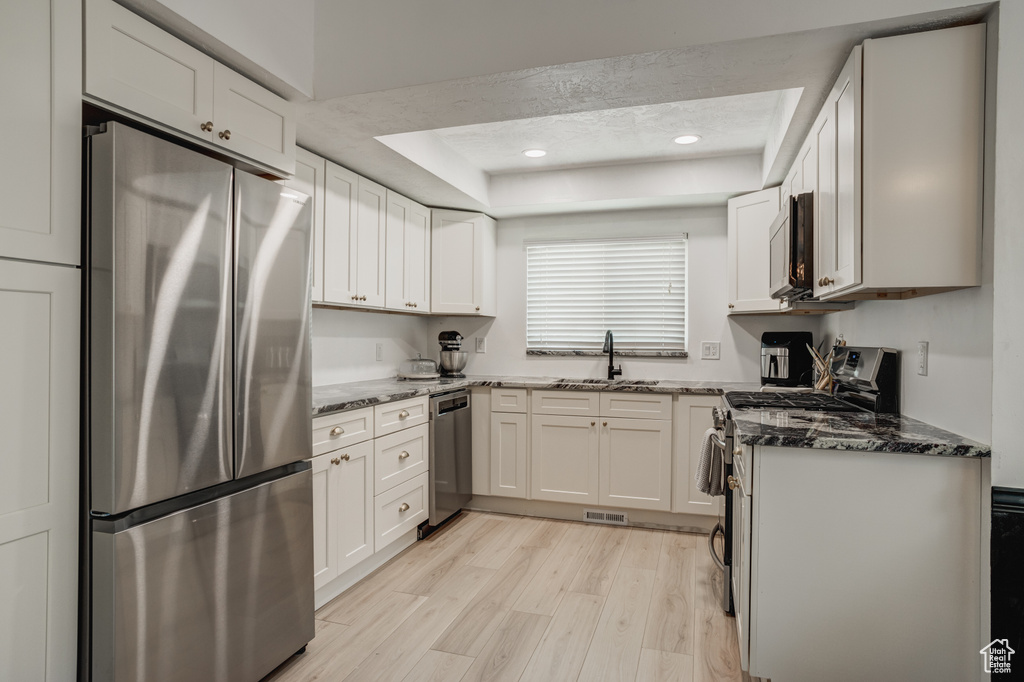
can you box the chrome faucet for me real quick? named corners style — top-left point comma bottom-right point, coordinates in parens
top-left (603, 330), bottom-right (622, 380)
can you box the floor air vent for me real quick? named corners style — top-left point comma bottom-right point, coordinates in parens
top-left (583, 509), bottom-right (628, 526)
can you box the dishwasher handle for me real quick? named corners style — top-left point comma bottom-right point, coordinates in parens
top-left (432, 391), bottom-right (470, 416)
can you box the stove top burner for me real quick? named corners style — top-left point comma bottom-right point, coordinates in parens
top-left (724, 391), bottom-right (866, 413)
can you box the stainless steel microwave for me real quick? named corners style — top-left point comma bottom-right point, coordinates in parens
top-left (769, 192), bottom-right (814, 300)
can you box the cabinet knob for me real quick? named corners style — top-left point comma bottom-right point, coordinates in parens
top-left (340, 453), bottom-right (350, 461)
top-left (591, 421), bottom-right (596, 426)
top-left (413, 303), bottom-right (418, 308)
top-left (200, 121), bottom-right (213, 132)
top-left (398, 410), bottom-right (409, 419)
top-left (734, 446), bottom-right (742, 457)
top-left (360, 295), bottom-right (367, 301)
top-left (398, 450), bottom-right (410, 460)
top-left (728, 304), bottom-right (735, 309)
top-left (219, 129), bottom-right (231, 140)
top-left (398, 502), bottom-right (410, 513)
top-left (330, 426), bottom-right (344, 437)
top-left (823, 277), bottom-right (834, 286)
top-left (330, 457), bottom-right (340, 465)
top-left (351, 295), bottom-right (359, 301)
top-left (727, 475), bottom-right (738, 490)
top-left (602, 421), bottom-right (608, 426)
top-left (475, 306), bottom-right (480, 311)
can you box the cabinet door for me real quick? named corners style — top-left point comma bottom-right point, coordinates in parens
top-left (672, 395), bottom-right (721, 516)
top-left (212, 62), bottom-right (296, 175)
top-left (333, 440), bottom-right (375, 576)
top-left (311, 453), bottom-right (336, 590)
top-left (530, 415), bottom-right (599, 504)
top-left (322, 161), bottom-right (358, 304)
top-left (831, 48), bottom-right (862, 296)
top-left (727, 187), bottom-right (782, 313)
top-left (354, 177), bottom-right (386, 308)
top-left (599, 418), bottom-right (671, 511)
top-left (385, 191), bottom-right (431, 312)
top-left (795, 134), bottom-right (817, 197)
top-left (813, 104), bottom-right (837, 299)
top-left (490, 412), bottom-right (528, 498)
top-left (431, 210), bottom-right (496, 315)
top-left (84, 0), bottom-right (214, 142)
top-left (284, 148), bottom-right (326, 302)
top-left (0, 260), bottom-right (80, 682)
top-left (1, 0), bottom-right (80, 266)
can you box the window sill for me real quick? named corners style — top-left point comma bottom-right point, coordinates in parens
top-left (526, 349), bottom-right (689, 358)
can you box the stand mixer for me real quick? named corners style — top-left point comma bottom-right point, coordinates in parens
top-left (438, 331), bottom-right (468, 378)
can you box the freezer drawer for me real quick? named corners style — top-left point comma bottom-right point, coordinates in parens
top-left (92, 466), bottom-right (314, 682)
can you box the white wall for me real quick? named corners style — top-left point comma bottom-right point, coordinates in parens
top-left (428, 206), bottom-right (823, 382)
top-left (311, 308), bottom-right (434, 386)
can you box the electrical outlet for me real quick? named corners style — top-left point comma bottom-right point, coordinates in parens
top-left (375, 342), bottom-right (383, 362)
top-left (917, 341), bottom-right (928, 376)
top-left (476, 337), bottom-right (486, 353)
top-left (701, 342), bottom-right (721, 360)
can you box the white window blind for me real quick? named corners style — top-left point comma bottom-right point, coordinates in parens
top-left (526, 237), bottom-right (687, 352)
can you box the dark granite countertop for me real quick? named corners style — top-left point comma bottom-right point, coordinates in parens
top-left (312, 375), bottom-right (761, 416)
top-left (731, 408), bottom-right (991, 458)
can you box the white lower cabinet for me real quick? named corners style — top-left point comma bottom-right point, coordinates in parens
top-left (672, 395), bottom-right (722, 516)
top-left (599, 417), bottom-right (671, 511)
top-left (490, 412), bottom-right (528, 498)
top-left (375, 472), bottom-right (429, 550)
top-left (312, 439), bottom-right (374, 591)
top-left (531, 414), bottom-right (600, 504)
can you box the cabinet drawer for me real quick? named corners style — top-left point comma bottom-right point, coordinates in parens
top-left (600, 392), bottom-right (672, 420)
top-left (374, 423), bottom-right (429, 494)
top-left (531, 390), bottom-right (599, 417)
top-left (312, 407), bottom-right (374, 456)
top-left (374, 396), bottom-right (429, 437)
top-left (375, 472), bottom-right (429, 550)
top-left (491, 388), bottom-right (528, 413)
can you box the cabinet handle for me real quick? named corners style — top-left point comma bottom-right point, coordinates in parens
top-left (200, 121), bottom-right (213, 132)
top-left (351, 295), bottom-right (359, 301)
top-left (330, 426), bottom-right (344, 437)
top-left (219, 129), bottom-right (231, 140)
top-left (398, 502), bottom-right (410, 513)
top-left (340, 453), bottom-right (350, 461)
top-left (398, 450), bottom-right (410, 460)
top-left (475, 306), bottom-right (480, 311)
top-left (331, 457), bottom-right (340, 465)
top-left (398, 410), bottom-right (409, 419)
top-left (727, 475), bottom-right (738, 490)
top-left (361, 295), bottom-right (367, 301)
top-left (728, 303), bottom-right (735, 309)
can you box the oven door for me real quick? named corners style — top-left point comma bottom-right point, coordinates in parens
top-left (706, 425), bottom-right (733, 615)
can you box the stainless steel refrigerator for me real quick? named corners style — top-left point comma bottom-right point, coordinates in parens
top-left (85, 122), bottom-right (314, 682)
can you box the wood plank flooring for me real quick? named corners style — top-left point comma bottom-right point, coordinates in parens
top-left (264, 512), bottom-right (761, 682)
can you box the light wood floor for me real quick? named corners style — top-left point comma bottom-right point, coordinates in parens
top-left (264, 512), bottom-right (760, 682)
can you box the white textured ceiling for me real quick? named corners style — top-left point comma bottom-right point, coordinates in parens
top-left (425, 90), bottom-right (799, 174)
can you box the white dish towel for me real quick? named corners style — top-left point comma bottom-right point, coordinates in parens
top-left (695, 427), bottom-right (725, 497)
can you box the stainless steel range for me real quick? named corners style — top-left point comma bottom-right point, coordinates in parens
top-left (708, 346), bottom-right (900, 615)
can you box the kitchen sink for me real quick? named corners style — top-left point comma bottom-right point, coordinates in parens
top-left (554, 378), bottom-right (661, 387)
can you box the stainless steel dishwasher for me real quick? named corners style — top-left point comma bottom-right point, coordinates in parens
top-left (427, 389), bottom-right (472, 529)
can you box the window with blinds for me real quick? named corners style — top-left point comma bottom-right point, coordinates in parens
top-left (526, 237), bottom-right (687, 353)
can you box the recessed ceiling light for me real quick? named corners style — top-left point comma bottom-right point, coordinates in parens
top-left (674, 135), bottom-right (702, 145)
top-left (522, 149), bottom-right (547, 158)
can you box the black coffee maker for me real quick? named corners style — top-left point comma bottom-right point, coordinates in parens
top-left (760, 331), bottom-right (814, 387)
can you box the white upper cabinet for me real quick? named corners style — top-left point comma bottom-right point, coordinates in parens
top-left (323, 161), bottom-right (358, 304)
top-left (431, 209), bottom-right (496, 316)
top-left (283, 148), bottom-right (326, 302)
top-left (814, 25), bottom-right (985, 300)
top-left (385, 191), bottom-right (431, 313)
top-left (84, 0), bottom-right (295, 175)
top-left (354, 178), bottom-right (387, 308)
top-left (0, 0), bottom-right (81, 265)
top-left (727, 187), bottom-right (782, 314)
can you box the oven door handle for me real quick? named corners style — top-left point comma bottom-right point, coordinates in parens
top-left (708, 522), bottom-right (727, 572)
top-left (709, 431), bottom-right (726, 451)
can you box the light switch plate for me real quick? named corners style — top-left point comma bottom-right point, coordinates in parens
top-left (701, 342), bottom-right (721, 360)
top-left (476, 337), bottom-right (486, 353)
